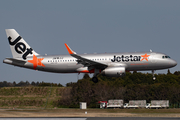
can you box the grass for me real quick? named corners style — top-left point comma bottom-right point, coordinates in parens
top-left (0, 86), bottom-right (67, 109)
top-left (0, 86), bottom-right (180, 114)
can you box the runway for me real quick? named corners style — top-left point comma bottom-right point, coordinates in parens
top-left (0, 118), bottom-right (180, 120)
top-left (88, 118), bottom-right (180, 120)
top-left (1, 108), bottom-right (180, 119)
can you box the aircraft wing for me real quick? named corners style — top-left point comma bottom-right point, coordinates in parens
top-left (64, 43), bottom-right (108, 69)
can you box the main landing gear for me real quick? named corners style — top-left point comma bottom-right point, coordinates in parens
top-left (92, 76), bottom-right (98, 83)
top-left (91, 69), bottom-right (100, 83)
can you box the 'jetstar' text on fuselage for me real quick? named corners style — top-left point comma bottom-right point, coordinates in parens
top-left (111, 55), bottom-right (141, 62)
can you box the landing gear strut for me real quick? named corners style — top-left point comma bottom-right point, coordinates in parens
top-left (152, 70), bottom-right (156, 80)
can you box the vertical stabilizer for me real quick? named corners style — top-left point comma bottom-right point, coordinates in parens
top-left (5, 29), bottom-right (39, 60)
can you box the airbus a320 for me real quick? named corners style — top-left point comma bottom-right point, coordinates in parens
top-left (3, 29), bottom-right (177, 83)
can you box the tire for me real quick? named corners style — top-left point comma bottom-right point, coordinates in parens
top-left (92, 77), bottom-right (98, 83)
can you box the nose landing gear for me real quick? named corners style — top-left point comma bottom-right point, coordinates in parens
top-left (152, 70), bottom-right (156, 80)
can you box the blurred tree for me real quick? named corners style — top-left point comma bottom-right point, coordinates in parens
top-left (83, 73), bottom-right (90, 79)
top-left (174, 71), bottom-right (180, 75)
top-left (31, 81), bottom-right (36, 86)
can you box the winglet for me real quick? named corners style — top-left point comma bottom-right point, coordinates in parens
top-left (64, 43), bottom-right (76, 54)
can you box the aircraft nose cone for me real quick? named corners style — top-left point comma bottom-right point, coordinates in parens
top-left (170, 59), bottom-right (177, 67)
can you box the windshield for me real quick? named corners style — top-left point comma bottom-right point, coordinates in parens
top-left (162, 56), bottom-right (171, 59)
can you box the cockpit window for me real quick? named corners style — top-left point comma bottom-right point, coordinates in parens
top-left (162, 56), bottom-right (170, 59)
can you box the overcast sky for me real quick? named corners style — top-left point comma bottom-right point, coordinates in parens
top-left (0, 0), bottom-right (180, 86)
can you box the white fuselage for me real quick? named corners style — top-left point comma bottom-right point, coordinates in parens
top-left (3, 52), bottom-right (177, 74)
top-left (3, 29), bottom-right (177, 77)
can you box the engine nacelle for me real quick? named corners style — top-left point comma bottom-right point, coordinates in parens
top-left (101, 67), bottom-right (126, 77)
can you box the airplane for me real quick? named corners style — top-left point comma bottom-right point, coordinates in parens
top-left (3, 29), bottom-right (177, 83)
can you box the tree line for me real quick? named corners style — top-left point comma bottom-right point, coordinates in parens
top-left (1, 70), bottom-right (180, 108)
top-left (0, 81), bottom-right (63, 87)
top-left (56, 70), bottom-right (180, 108)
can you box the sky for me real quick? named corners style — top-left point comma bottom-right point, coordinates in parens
top-left (0, 0), bottom-right (180, 86)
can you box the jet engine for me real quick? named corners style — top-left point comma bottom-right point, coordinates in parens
top-left (101, 67), bottom-right (125, 77)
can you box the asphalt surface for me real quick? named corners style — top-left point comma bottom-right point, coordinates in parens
top-left (87, 117), bottom-right (180, 120)
top-left (0, 118), bottom-right (180, 120)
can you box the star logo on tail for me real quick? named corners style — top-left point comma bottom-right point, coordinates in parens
top-left (28, 55), bottom-right (45, 70)
top-left (141, 53), bottom-right (150, 61)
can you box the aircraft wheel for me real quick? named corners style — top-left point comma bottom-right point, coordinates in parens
top-left (92, 77), bottom-right (98, 83)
